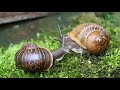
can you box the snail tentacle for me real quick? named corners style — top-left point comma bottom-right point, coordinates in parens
top-left (52, 25), bottom-right (70, 63)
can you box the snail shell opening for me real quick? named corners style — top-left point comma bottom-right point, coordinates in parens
top-left (15, 43), bottom-right (53, 72)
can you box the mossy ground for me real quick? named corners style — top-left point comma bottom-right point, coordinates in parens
top-left (0, 13), bottom-right (120, 78)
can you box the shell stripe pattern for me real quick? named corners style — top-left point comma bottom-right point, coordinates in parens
top-left (15, 45), bottom-right (53, 71)
top-left (68, 23), bottom-right (105, 49)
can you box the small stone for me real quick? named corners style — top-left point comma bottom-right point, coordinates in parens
top-left (13, 25), bottom-right (20, 29)
top-left (88, 60), bottom-right (92, 64)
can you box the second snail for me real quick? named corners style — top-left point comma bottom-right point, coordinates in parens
top-left (15, 22), bottom-right (110, 72)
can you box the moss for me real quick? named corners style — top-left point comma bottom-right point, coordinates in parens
top-left (0, 13), bottom-right (120, 78)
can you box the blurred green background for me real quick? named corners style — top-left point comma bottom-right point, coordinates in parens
top-left (0, 12), bottom-right (118, 48)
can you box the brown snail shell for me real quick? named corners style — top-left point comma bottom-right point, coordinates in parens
top-left (15, 43), bottom-right (53, 72)
top-left (67, 23), bottom-right (110, 54)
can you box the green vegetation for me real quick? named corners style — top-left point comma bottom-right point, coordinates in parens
top-left (0, 13), bottom-right (120, 78)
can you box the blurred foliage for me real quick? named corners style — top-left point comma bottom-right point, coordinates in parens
top-left (0, 12), bottom-right (120, 78)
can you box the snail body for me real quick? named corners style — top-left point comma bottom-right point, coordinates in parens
top-left (15, 43), bottom-right (53, 72)
top-left (67, 23), bottom-right (110, 54)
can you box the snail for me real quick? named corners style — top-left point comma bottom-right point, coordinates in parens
top-left (64, 22), bottom-right (110, 54)
top-left (48, 23), bottom-right (110, 55)
top-left (15, 42), bottom-right (68, 72)
top-left (15, 26), bottom-right (68, 72)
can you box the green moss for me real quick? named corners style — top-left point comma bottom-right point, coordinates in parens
top-left (0, 13), bottom-right (120, 78)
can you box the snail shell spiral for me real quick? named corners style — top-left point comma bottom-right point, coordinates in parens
top-left (67, 23), bottom-right (110, 54)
